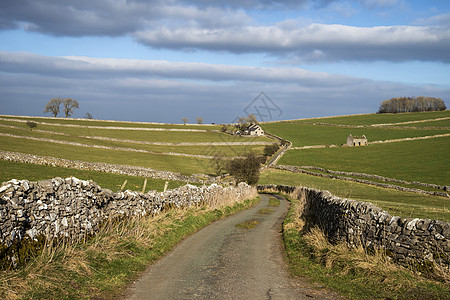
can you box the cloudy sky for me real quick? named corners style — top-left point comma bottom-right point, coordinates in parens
top-left (1, 0), bottom-right (449, 123)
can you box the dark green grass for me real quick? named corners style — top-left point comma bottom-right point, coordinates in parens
top-left (283, 111), bottom-right (450, 126)
top-left (278, 136), bottom-right (450, 186)
top-left (0, 160), bottom-right (187, 192)
top-left (259, 169), bottom-right (449, 222)
top-left (0, 135), bottom-right (213, 175)
top-left (261, 122), bottom-right (449, 147)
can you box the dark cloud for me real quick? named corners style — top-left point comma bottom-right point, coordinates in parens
top-left (1, 1), bottom-right (448, 63)
top-left (0, 0), bottom-right (249, 36)
top-left (1, 51), bottom-right (448, 123)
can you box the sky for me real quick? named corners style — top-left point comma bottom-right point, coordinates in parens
top-left (0, 0), bottom-right (449, 123)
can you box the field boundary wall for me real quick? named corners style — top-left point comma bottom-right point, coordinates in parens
top-left (258, 184), bottom-right (449, 271)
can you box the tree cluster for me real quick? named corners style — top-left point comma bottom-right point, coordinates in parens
top-left (211, 152), bottom-right (264, 185)
top-left (226, 152), bottom-right (264, 185)
top-left (44, 98), bottom-right (79, 118)
top-left (378, 97), bottom-right (446, 114)
top-left (263, 143), bottom-right (279, 156)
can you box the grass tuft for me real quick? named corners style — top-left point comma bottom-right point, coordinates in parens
top-left (235, 219), bottom-right (260, 229)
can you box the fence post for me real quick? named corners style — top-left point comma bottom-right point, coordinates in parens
top-left (142, 178), bottom-right (147, 193)
top-left (120, 180), bottom-right (128, 191)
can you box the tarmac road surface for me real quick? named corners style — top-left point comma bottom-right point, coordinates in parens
top-left (126, 194), bottom-right (340, 300)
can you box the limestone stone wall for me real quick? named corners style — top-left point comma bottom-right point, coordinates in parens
top-left (258, 185), bottom-right (449, 270)
top-left (0, 177), bottom-right (255, 266)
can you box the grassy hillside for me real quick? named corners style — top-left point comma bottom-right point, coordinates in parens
top-left (262, 111), bottom-right (450, 185)
top-left (1, 112), bottom-right (449, 222)
top-left (261, 111), bottom-right (449, 221)
top-left (260, 169), bottom-right (449, 222)
top-left (281, 110), bottom-right (450, 126)
top-left (0, 115), bottom-right (274, 176)
top-left (279, 137), bottom-right (449, 186)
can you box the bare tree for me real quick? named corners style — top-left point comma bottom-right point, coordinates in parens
top-left (62, 98), bottom-right (79, 118)
top-left (246, 113), bottom-right (258, 124)
top-left (211, 152), bottom-right (226, 176)
top-left (182, 117), bottom-right (189, 125)
top-left (196, 116), bottom-right (204, 124)
top-left (379, 97), bottom-right (446, 113)
top-left (44, 97), bottom-right (63, 117)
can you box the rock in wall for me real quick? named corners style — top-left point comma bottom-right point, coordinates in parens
top-left (0, 177), bottom-right (255, 266)
top-left (258, 185), bottom-right (449, 271)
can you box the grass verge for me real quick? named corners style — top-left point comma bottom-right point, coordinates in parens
top-left (281, 193), bottom-right (450, 299)
top-left (0, 196), bottom-right (260, 299)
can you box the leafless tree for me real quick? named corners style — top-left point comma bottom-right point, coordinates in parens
top-left (62, 98), bottom-right (79, 118)
top-left (379, 97), bottom-right (446, 113)
top-left (196, 117), bottom-right (204, 124)
top-left (246, 113), bottom-right (258, 124)
top-left (182, 117), bottom-right (189, 125)
top-left (44, 97), bottom-right (63, 117)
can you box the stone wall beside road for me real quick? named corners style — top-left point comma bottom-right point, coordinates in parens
top-left (258, 185), bottom-right (449, 271)
top-left (0, 177), bottom-right (255, 267)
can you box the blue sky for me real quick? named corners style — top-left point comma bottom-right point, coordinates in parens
top-left (0, 0), bottom-right (449, 123)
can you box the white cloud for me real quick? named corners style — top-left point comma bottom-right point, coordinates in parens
top-left (135, 22), bottom-right (450, 62)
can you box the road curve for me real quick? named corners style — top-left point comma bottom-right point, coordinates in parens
top-left (125, 195), bottom-right (339, 300)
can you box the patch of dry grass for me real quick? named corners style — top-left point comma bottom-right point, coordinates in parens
top-left (280, 189), bottom-right (450, 299)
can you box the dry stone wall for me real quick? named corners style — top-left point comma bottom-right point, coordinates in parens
top-left (258, 185), bottom-right (449, 271)
top-left (0, 177), bottom-right (255, 267)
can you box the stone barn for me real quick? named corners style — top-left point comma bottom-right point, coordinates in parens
top-left (346, 134), bottom-right (367, 146)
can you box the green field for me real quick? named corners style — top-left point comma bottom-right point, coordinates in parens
top-left (260, 169), bottom-right (449, 222)
top-left (282, 110), bottom-right (450, 126)
top-left (0, 115), bottom-right (221, 130)
top-left (0, 160), bottom-right (187, 192)
top-left (278, 136), bottom-right (450, 186)
top-left (0, 118), bottom-right (270, 144)
top-left (262, 121), bottom-right (449, 147)
top-left (260, 111), bottom-right (449, 221)
top-left (1, 112), bottom-right (449, 221)
top-left (0, 115), bottom-right (274, 175)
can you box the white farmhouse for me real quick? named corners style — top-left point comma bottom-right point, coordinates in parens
top-left (246, 124), bottom-right (264, 136)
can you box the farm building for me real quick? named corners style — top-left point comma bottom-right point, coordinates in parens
top-left (245, 124), bottom-right (264, 136)
top-left (346, 134), bottom-right (367, 146)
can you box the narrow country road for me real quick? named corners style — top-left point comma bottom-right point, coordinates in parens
top-left (125, 195), bottom-right (340, 300)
